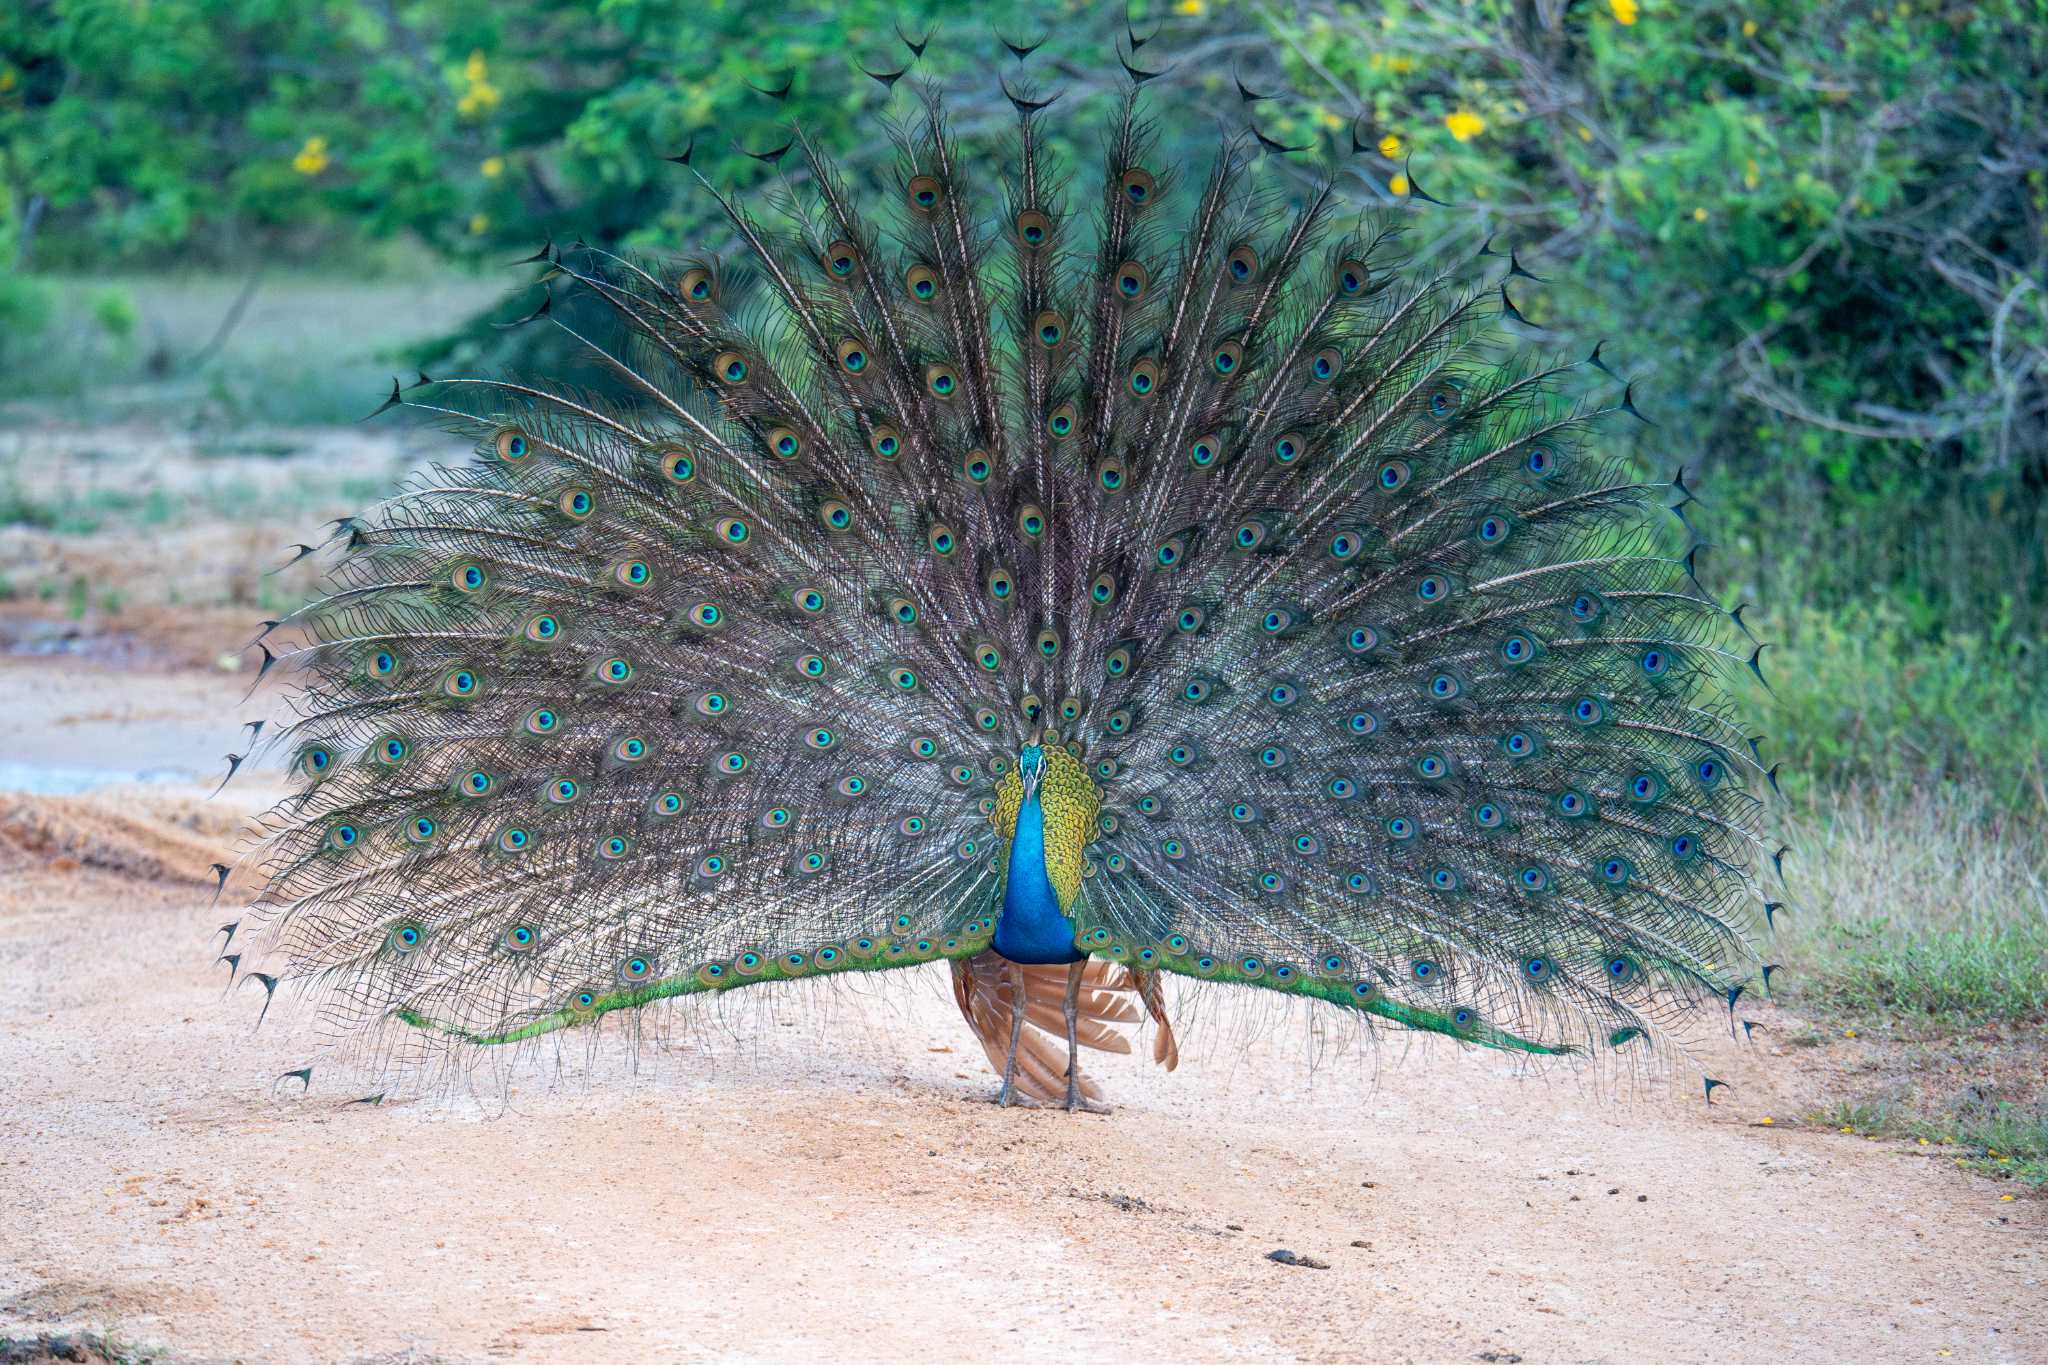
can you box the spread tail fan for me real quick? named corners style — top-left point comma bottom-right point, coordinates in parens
top-left (229, 73), bottom-right (1773, 1106)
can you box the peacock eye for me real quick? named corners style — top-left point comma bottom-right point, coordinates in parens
top-left (678, 267), bottom-right (715, 303)
top-left (1127, 357), bottom-right (1160, 396)
top-left (869, 426), bottom-right (902, 460)
top-left (1332, 258), bottom-right (1370, 295)
top-left (1047, 403), bottom-right (1077, 440)
top-left (925, 363), bottom-right (959, 397)
top-left (823, 240), bottom-right (859, 277)
top-left (767, 426), bottom-right (802, 460)
top-left (1017, 209), bottom-right (1053, 246)
top-left (658, 447), bottom-right (696, 483)
top-left (835, 338), bottom-right (870, 375)
top-left (1212, 340), bottom-right (1244, 375)
top-left (905, 264), bottom-right (940, 302)
top-left (906, 175), bottom-right (945, 212)
top-left (1226, 244), bottom-right (1259, 282)
top-left (712, 351), bottom-right (749, 385)
top-left (1114, 260), bottom-right (1151, 301)
top-left (1033, 310), bottom-right (1067, 348)
top-left (494, 429), bottom-right (532, 462)
top-left (1117, 168), bottom-right (1157, 206)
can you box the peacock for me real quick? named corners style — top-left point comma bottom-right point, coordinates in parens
top-left (222, 49), bottom-right (1780, 1113)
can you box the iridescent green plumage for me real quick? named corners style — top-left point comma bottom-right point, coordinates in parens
top-left (226, 60), bottom-right (1776, 1104)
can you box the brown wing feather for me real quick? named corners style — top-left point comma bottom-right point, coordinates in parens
top-left (949, 951), bottom-right (1178, 1103)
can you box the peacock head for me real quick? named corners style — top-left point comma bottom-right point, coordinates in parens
top-left (1017, 744), bottom-right (1047, 801)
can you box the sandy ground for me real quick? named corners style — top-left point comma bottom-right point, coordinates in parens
top-left (0, 655), bottom-right (2043, 1365)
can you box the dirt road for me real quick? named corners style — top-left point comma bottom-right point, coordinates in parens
top-left (1, 657), bottom-right (2041, 1364)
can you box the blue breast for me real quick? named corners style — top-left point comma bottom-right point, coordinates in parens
top-left (992, 794), bottom-right (1084, 964)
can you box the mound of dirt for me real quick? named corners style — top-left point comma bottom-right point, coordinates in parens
top-left (0, 791), bottom-right (238, 888)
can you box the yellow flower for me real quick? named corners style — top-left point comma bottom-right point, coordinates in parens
top-left (1389, 173), bottom-right (1410, 197)
top-left (1444, 110), bottom-right (1485, 142)
top-left (1578, 125), bottom-right (1594, 142)
top-left (1317, 110), bottom-right (1344, 131)
top-left (1760, 1116), bottom-right (1773, 1126)
top-left (1388, 56), bottom-right (1415, 74)
top-left (1379, 133), bottom-right (1402, 158)
top-left (465, 50), bottom-right (489, 84)
top-left (1742, 19), bottom-right (1758, 36)
top-left (1611, 0), bottom-right (1638, 23)
top-left (459, 82), bottom-right (502, 117)
top-left (1844, 1028), bottom-right (1856, 1037)
top-left (0, 66), bottom-right (15, 93)
top-left (1175, 0), bottom-right (1204, 13)
top-left (1744, 158), bottom-right (1761, 189)
top-left (2002, 1194), bottom-right (2016, 1201)
top-left (291, 136), bottom-right (330, 176)
top-left (469, 214), bottom-right (491, 235)
top-left (1692, 206), bottom-right (1708, 222)
top-left (482, 156), bottom-right (506, 179)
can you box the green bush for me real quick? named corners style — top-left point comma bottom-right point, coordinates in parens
top-left (1767, 600), bottom-right (2046, 811)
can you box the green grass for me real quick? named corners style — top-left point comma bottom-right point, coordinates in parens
top-left (1, 265), bottom-right (505, 428)
top-left (1780, 785), bottom-right (2046, 1191)
top-left (1941, 1103), bottom-right (2048, 1189)
top-left (1779, 787), bottom-right (2048, 1024)
top-left (1804, 1098), bottom-right (2048, 1191)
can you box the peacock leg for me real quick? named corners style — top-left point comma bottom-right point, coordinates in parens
top-left (995, 958), bottom-right (1027, 1107)
top-left (1061, 959), bottom-right (1108, 1114)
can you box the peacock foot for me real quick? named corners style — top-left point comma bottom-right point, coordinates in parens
top-left (1062, 1078), bottom-right (1112, 1115)
top-left (993, 1083), bottom-right (1048, 1109)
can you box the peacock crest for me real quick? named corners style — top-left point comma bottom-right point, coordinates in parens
top-left (219, 44), bottom-right (1780, 1110)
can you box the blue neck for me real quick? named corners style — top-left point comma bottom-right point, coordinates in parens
top-left (992, 794), bottom-right (1084, 964)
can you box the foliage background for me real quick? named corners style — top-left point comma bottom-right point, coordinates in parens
top-left (3, 0), bottom-right (2045, 813)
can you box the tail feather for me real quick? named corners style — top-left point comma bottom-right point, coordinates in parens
top-left (226, 61), bottom-right (1772, 1100)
